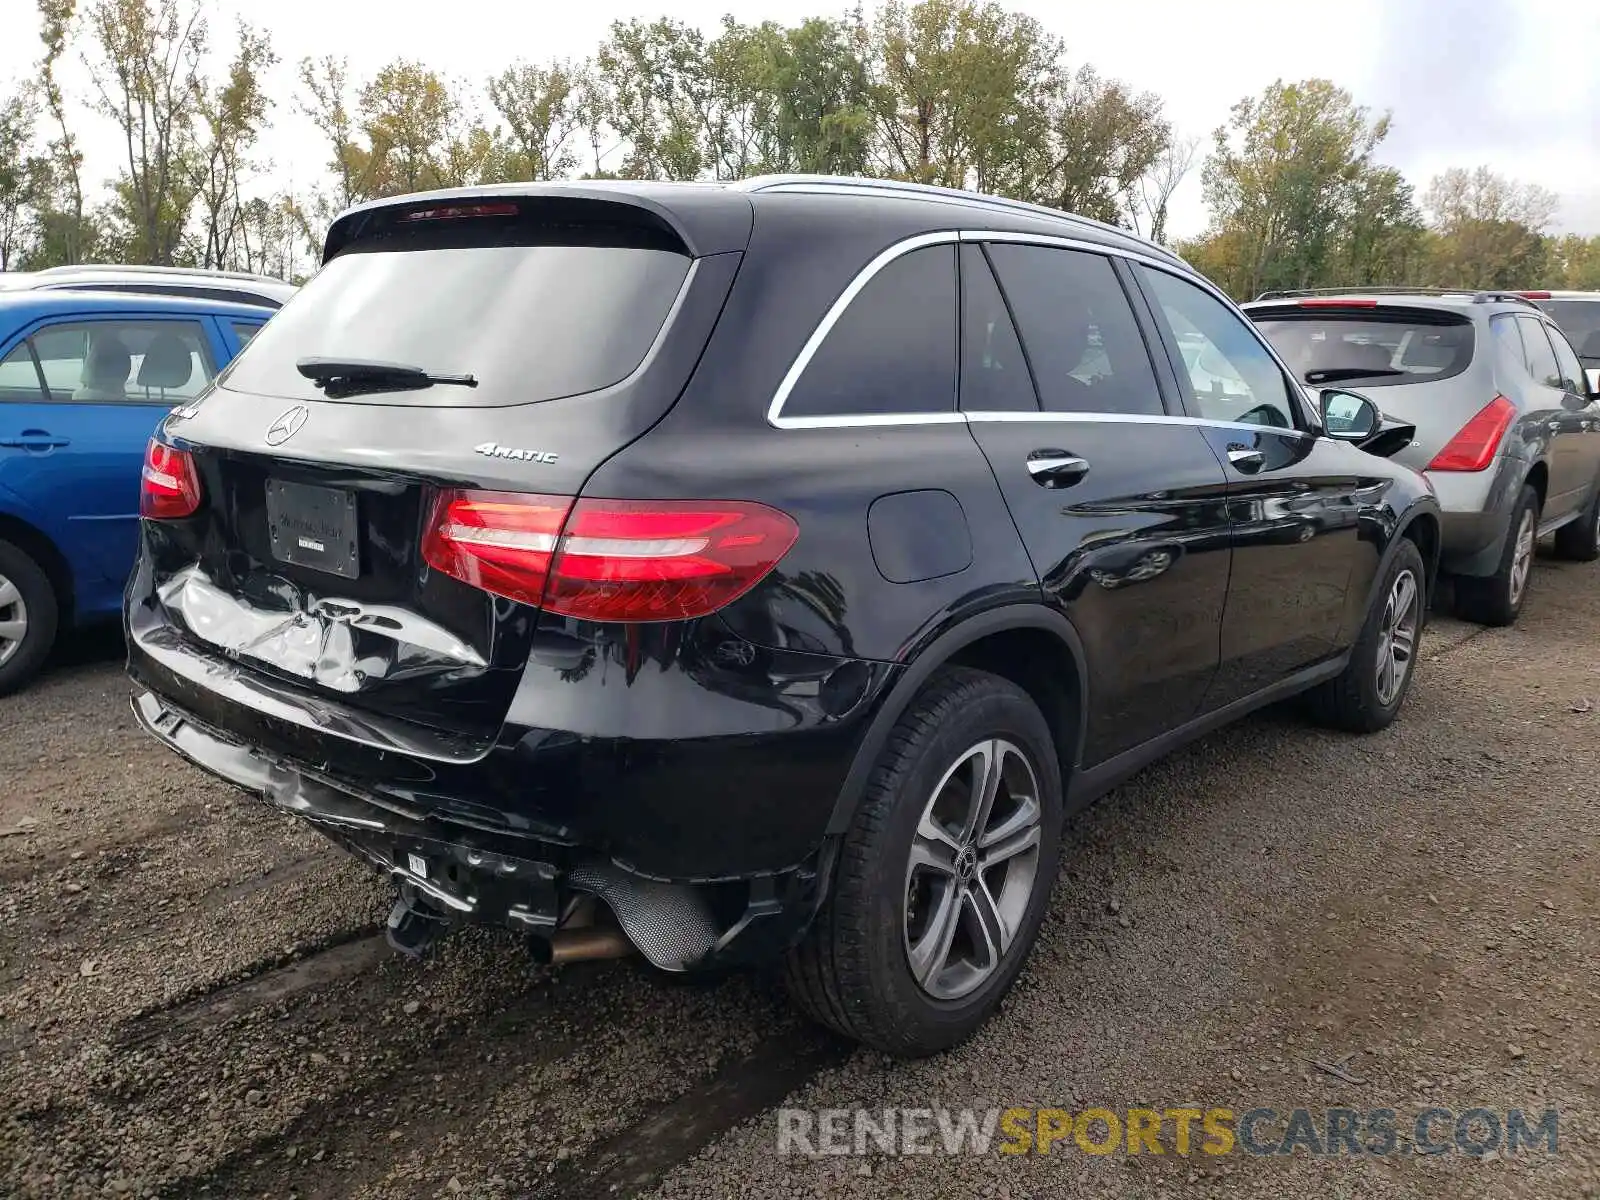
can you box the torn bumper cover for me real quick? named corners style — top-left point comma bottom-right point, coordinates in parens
top-left (130, 689), bottom-right (825, 970)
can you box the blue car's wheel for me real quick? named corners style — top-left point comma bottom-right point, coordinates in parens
top-left (0, 539), bottom-right (57, 696)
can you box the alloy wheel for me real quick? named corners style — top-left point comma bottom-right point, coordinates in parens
top-left (0, 572), bottom-right (27, 669)
top-left (1374, 568), bottom-right (1420, 707)
top-left (1508, 508), bottom-right (1536, 607)
top-left (902, 738), bottom-right (1043, 1001)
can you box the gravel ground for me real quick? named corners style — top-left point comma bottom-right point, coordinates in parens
top-left (2, 551), bottom-right (1598, 1199)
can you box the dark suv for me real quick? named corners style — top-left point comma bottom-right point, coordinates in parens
top-left (127, 176), bottom-right (1440, 1056)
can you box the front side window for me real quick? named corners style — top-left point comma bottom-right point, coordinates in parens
top-left (0, 342), bottom-right (45, 401)
top-left (784, 244), bottom-right (957, 418)
top-left (1140, 267), bottom-right (1300, 428)
top-left (984, 243), bottom-right (1163, 417)
top-left (1543, 322), bottom-right (1588, 396)
top-left (1515, 315), bottom-right (1563, 390)
top-left (6, 320), bottom-right (215, 403)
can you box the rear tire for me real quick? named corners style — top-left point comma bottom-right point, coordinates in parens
top-left (1553, 481), bottom-right (1600, 562)
top-left (785, 668), bottom-right (1062, 1057)
top-left (1305, 537), bottom-right (1426, 734)
top-left (1455, 485), bottom-right (1539, 627)
top-left (0, 538), bottom-right (59, 697)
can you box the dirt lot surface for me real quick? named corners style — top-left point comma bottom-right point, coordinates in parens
top-left (3, 551), bottom-right (1599, 1200)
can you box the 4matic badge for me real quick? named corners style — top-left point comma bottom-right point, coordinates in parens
top-left (474, 442), bottom-right (559, 465)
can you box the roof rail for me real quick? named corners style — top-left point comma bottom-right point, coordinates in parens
top-left (34, 262), bottom-right (289, 286)
top-left (1252, 285), bottom-right (1541, 308)
top-left (736, 174), bottom-right (1186, 266)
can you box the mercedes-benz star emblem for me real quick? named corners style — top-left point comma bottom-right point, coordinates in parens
top-left (265, 405), bottom-right (309, 446)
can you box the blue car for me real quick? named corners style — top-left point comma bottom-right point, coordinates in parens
top-left (0, 289), bottom-right (270, 692)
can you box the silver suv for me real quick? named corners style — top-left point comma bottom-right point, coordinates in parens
top-left (0, 264), bottom-right (295, 309)
top-left (1244, 288), bottom-right (1600, 625)
top-left (1521, 290), bottom-right (1600, 393)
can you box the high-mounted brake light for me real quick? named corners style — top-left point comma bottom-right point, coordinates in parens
top-left (1426, 396), bottom-right (1517, 472)
top-left (140, 438), bottom-right (202, 519)
top-left (398, 203), bottom-right (519, 223)
top-left (421, 491), bottom-right (799, 621)
top-left (1517, 291), bottom-right (1552, 300)
top-left (1297, 298), bottom-right (1377, 308)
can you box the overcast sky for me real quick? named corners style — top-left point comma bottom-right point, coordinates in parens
top-left (5, 0), bottom-right (1598, 241)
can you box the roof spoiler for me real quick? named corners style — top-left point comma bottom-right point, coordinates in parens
top-left (322, 183), bottom-right (753, 263)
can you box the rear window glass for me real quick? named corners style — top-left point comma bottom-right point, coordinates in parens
top-left (1539, 301), bottom-right (1600, 360)
top-left (220, 244), bottom-right (692, 407)
top-left (1250, 312), bottom-right (1475, 387)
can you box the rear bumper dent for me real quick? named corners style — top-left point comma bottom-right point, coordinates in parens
top-left (131, 688), bottom-right (828, 968)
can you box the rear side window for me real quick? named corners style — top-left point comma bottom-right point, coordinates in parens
top-left (1515, 315), bottom-right (1563, 389)
top-left (0, 319), bottom-right (215, 404)
top-left (985, 243), bottom-right (1162, 416)
top-left (958, 244), bottom-right (1037, 413)
top-left (1539, 301), bottom-right (1600, 360)
top-left (784, 244), bottom-right (957, 418)
top-left (232, 321), bottom-right (263, 347)
top-left (1250, 309), bottom-right (1475, 387)
top-left (224, 241), bottom-right (692, 407)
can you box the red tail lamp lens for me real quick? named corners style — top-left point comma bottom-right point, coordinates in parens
top-left (422, 491), bottom-right (799, 621)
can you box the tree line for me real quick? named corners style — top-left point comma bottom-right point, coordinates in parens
top-left (0, 0), bottom-right (1594, 299)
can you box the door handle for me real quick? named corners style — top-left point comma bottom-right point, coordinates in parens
top-left (1547, 419), bottom-right (1563, 433)
top-left (1226, 446), bottom-right (1265, 472)
top-left (1026, 451), bottom-right (1090, 488)
top-left (0, 432), bottom-right (71, 450)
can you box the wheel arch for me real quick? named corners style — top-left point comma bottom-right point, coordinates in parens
top-left (825, 605), bottom-right (1088, 836)
top-left (1524, 459), bottom-right (1548, 513)
top-left (0, 510), bottom-right (73, 624)
top-left (1358, 498), bottom-right (1442, 621)
top-left (1399, 506), bottom-right (1442, 600)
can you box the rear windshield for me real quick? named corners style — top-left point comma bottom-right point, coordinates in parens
top-left (1538, 301), bottom-right (1600, 360)
top-left (1250, 311), bottom-right (1475, 387)
top-left (220, 244), bottom-right (692, 407)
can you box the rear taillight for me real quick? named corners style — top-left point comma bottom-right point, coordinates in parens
top-left (1426, 396), bottom-right (1518, 472)
top-left (421, 491), bottom-right (799, 622)
top-left (139, 439), bottom-right (202, 519)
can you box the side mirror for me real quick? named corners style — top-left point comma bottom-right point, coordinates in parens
top-left (1562, 390), bottom-right (1589, 413)
top-left (1319, 388), bottom-right (1381, 441)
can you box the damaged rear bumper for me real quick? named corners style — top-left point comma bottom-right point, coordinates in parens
top-left (131, 689), bottom-right (829, 970)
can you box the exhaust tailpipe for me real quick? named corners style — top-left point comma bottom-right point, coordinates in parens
top-left (532, 926), bottom-right (636, 965)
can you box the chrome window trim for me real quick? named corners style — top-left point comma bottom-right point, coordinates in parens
top-left (963, 409), bottom-right (1310, 438)
top-left (770, 412), bottom-right (967, 430)
top-left (767, 227), bottom-right (1318, 434)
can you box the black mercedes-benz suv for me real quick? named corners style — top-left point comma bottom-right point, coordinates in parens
top-left (127, 176), bottom-right (1441, 1056)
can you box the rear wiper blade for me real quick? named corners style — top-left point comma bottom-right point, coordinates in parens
top-left (1304, 367), bottom-right (1407, 384)
top-left (295, 357), bottom-right (477, 392)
